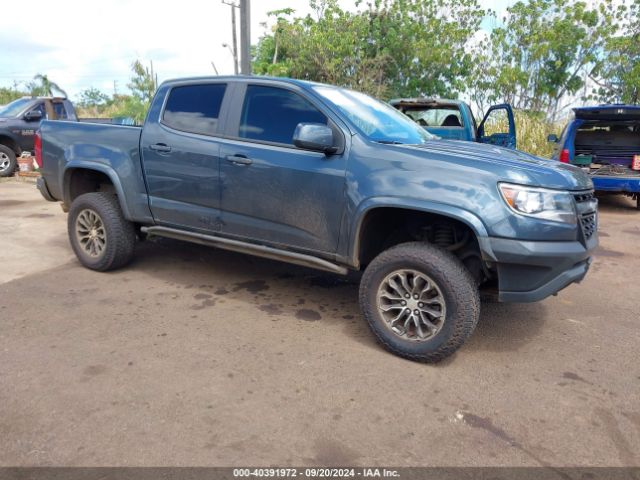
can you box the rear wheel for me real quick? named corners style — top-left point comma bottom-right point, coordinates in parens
top-left (0, 145), bottom-right (17, 177)
top-left (68, 192), bottom-right (136, 271)
top-left (359, 242), bottom-right (480, 363)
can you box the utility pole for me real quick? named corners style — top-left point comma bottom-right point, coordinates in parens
top-left (239, 0), bottom-right (251, 75)
top-left (222, 0), bottom-right (239, 75)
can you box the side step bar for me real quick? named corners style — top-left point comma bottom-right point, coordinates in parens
top-left (141, 226), bottom-right (349, 275)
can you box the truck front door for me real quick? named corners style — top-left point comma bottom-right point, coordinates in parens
top-left (478, 104), bottom-right (517, 149)
top-left (141, 82), bottom-right (228, 230)
top-left (218, 83), bottom-right (347, 254)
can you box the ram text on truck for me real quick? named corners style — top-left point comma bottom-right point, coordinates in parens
top-left (36, 76), bottom-right (598, 362)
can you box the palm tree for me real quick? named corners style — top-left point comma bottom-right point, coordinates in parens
top-left (31, 74), bottom-right (67, 97)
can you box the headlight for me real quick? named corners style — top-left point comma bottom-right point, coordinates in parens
top-left (498, 183), bottom-right (576, 224)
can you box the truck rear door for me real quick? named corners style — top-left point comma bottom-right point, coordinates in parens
top-left (140, 82), bottom-right (230, 231)
top-left (477, 104), bottom-right (516, 149)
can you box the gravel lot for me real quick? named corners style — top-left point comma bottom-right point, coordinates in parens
top-left (1, 180), bottom-right (639, 467)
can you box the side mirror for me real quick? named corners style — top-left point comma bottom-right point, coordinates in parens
top-left (293, 123), bottom-right (336, 154)
top-left (547, 133), bottom-right (559, 143)
top-left (24, 110), bottom-right (43, 122)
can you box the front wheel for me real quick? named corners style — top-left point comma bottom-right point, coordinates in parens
top-left (68, 192), bottom-right (136, 271)
top-left (359, 242), bottom-right (480, 363)
top-left (0, 145), bottom-right (17, 177)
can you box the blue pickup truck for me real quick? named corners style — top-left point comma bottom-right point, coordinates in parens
top-left (549, 105), bottom-right (640, 209)
top-left (389, 98), bottom-right (517, 149)
top-left (36, 76), bottom-right (597, 362)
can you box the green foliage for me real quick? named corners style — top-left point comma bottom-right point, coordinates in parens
top-left (128, 60), bottom-right (156, 105)
top-left (0, 84), bottom-right (27, 105)
top-left (252, 0), bottom-right (487, 99)
top-left (78, 87), bottom-right (110, 108)
top-left (28, 74), bottom-right (67, 97)
top-left (590, 0), bottom-right (640, 103)
top-left (470, 0), bottom-right (623, 119)
top-left (76, 60), bottom-right (156, 124)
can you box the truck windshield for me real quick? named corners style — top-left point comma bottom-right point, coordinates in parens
top-left (313, 86), bottom-right (434, 145)
top-left (0, 98), bottom-right (33, 118)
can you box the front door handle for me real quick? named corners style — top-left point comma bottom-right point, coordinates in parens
top-left (149, 143), bottom-right (172, 153)
top-left (226, 154), bottom-right (253, 166)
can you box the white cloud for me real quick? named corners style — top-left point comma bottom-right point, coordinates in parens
top-left (0, 0), bottom-right (515, 99)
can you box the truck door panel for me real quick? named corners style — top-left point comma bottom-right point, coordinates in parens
top-left (141, 83), bottom-right (228, 230)
top-left (478, 104), bottom-right (517, 149)
top-left (219, 84), bottom-right (347, 254)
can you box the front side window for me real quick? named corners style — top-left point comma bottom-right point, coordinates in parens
top-left (30, 103), bottom-right (46, 118)
top-left (162, 84), bottom-right (227, 136)
top-left (239, 86), bottom-right (327, 145)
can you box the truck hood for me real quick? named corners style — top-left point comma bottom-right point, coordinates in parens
top-left (400, 139), bottom-right (593, 191)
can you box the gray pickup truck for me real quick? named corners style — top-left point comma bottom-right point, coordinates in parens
top-left (36, 76), bottom-right (598, 362)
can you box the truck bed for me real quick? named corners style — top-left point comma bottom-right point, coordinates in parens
top-left (39, 120), bottom-right (151, 221)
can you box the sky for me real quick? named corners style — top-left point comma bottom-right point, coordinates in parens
top-left (0, 0), bottom-right (515, 100)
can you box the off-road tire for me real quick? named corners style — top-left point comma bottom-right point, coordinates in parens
top-left (0, 145), bottom-right (17, 177)
top-left (359, 242), bottom-right (480, 363)
top-left (68, 193), bottom-right (136, 271)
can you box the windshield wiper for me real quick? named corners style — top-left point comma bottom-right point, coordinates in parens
top-left (373, 139), bottom-right (405, 145)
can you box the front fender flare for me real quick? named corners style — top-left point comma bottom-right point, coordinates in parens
top-left (348, 196), bottom-right (497, 266)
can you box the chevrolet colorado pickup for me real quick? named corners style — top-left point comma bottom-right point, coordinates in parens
top-left (36, 76), bottom-right (598, 362)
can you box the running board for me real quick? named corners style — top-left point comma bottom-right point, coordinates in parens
top-left (141, 226), bottom-right (348, 275)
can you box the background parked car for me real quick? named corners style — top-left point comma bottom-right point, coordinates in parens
top-left (549, 105), bottom-right (640, 210)
top-left (0, 97), bottom-right (78, 177)
top-left (0, 97), bottom-right (136, 177)
top-left (389, 98), bottom-right (517, 149)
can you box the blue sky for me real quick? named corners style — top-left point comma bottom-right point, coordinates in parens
top-left (0, 0), bottom-right (516, 100)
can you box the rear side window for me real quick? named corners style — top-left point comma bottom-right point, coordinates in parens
top-left (162, 84), bottom-right (226, 136)
top-left (53, 103), bottom-right (67, 119)
top-left (239, 85), bottom-right (327, 145)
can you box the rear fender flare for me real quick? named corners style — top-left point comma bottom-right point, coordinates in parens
top-left (62, 162), bottom-right (132, 220)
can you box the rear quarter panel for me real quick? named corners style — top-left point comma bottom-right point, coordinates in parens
top-left (40, 120), bottom-right (152, 222)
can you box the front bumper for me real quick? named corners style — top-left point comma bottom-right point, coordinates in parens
top-left (36, 176), bottom-right (56, 202)
top-left (489, 234), bottom-right (597, 303)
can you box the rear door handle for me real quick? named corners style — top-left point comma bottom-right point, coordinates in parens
top-left (149, 143), bottom-right (172, 153)
top-left (226, 154), bottom-right (253, 166)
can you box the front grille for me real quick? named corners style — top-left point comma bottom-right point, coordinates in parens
top-left (574, 191), bottom-right (595, 203)
top-left (573, 190), bottom-right (597, 241)
top-left (580, 212), bottom-right (597, 240)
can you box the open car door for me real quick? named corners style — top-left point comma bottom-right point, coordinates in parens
top-left (478, 104), bottom-right (516, 149)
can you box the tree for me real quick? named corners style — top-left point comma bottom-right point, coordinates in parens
top-left (469, 0), bottom-right (623, 120)
top-left (28, 74), bottom-right (67, 97)
top-left (0, 83), bottom-right (27, 105)
top-left (252, 0), bottom-right (487, 99)
top-left (77, 87), bottom-right (110, 108)
top-left (128, 60), bottom-right (157, 105)
top-left (590, 0), bottom-right (639, 104)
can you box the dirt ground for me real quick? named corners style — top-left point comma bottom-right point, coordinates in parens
top-left (0, 180), bottom-right (639, 467)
